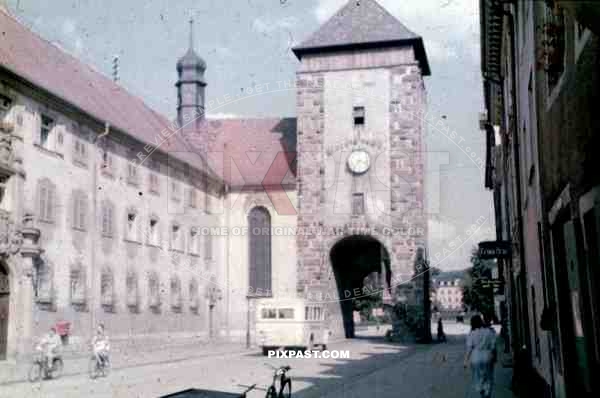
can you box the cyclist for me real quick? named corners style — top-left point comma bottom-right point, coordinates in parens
top-left (92, 323), bottom-right (110, 366)
top-left (38, 327), bottom-right (61, 371)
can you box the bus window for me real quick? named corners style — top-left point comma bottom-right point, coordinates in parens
top-left (305, 306), bottom-right (309, 321)
top-left (262, 308), bottom-right (277, 319)
top-left (278, 308), bottom-right (294, 319)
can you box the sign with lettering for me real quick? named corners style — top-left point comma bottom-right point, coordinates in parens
top-left (478, 241), bottom-right (512, 259)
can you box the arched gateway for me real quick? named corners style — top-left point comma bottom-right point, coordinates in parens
top-left (329, 235), bottom-right (391, 338)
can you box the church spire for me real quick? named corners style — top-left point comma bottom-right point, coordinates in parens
top-left (176, 14), bottom-right (207, 129)
top-left (188, 16), bottom-right (194, 52)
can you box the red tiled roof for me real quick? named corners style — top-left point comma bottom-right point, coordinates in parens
top-left (0, 9), bottom-right (297, 188)
top-left (183, 118), bottom-right (297, 188)
top-left (0, 9), bottom-right (173, 150)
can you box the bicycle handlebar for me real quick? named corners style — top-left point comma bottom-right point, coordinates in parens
top-left (241, 384), bottom-right (257, 394)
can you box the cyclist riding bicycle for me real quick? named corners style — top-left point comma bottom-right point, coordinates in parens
top-left (91, 323), bottom-right (110, 366)
top-left (38, 327), bottom-right (61, 371)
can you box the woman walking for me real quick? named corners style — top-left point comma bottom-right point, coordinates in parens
top-left (464, 315), bottom-right (497, 398)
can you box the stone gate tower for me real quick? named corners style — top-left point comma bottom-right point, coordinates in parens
top-left (293, 0), bottom-right (430, 338)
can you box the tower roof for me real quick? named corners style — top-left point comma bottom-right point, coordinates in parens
top-left (176, 17), bottom-right (206, 72)
top-left (292, 0), bottom-right (430, 75)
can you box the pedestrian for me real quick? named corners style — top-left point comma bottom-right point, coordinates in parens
top-left (464, 315), bottom-right (497, 398)
top-left (437, 317), bottom-right (446, 343)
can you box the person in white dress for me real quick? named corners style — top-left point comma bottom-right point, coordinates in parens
top-left (464, 315), bottom-right (497, 398)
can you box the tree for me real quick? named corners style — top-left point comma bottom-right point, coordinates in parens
top-left (462, 247), bottom-right (496, 320)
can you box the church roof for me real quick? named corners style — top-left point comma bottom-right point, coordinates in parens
top-left (183, 118), bottom-right (297, 188)
top-left (293, 0), bottom-right (430, 75)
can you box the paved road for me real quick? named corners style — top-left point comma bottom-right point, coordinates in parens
top-left (0, 328), bottom-right (514, 398)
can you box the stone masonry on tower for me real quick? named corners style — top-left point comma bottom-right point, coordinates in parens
top-left (292, 0), bottom-right (430, 338)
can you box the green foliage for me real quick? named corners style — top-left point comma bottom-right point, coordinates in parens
top-left (353, 292), bottom-right (382, 321)
top-left (462, 247), bottom-right (496, 319)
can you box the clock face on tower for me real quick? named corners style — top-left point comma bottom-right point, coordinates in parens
top-left (347, 150), bottom-right (370, 174)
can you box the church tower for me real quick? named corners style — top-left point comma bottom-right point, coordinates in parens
top-left (293, 0), bottom-right (430, 338)
top-left (176, 18), bottom-right (206, 131)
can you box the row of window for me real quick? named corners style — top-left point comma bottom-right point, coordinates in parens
top-left (31, 109), bottom-right (210, 209)
top-left (36, 178), bottom-right (213, 258)
top-left (38, 264), bottom-right (204, 313)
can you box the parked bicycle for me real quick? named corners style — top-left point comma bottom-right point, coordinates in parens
top-left (160, 364), bottom-right (292, 397)
top-left (243, 364), bottom-right (292, 398)
top-left (28, 346), bottom-right (64, 382)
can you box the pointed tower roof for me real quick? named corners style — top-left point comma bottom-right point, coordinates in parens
top-left (293, 0), bottom-right (430, 75)
top-left (177, 17), bottom-right (206, 72)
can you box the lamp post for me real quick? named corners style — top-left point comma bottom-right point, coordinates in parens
top-left (246, 296), bottom-right (254, 349)
top-left (205, 286), bottom-right (222, 339)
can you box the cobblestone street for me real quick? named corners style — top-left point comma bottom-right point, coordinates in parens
top-left (0, 326), bottom-right (515, 398)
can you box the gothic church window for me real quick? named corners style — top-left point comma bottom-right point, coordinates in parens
top-left (248, 207), bottom-right (271, 296)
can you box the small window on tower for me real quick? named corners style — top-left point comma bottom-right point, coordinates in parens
top-left (353, 106), bottom-right (365, 126)
top-left (352, 193), bottom-right (365, 215)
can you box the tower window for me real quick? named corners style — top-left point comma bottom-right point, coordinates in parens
top-left (352, 193), bottom-right (365, 215)
top-left (353, 106), bottom-right (365, 126)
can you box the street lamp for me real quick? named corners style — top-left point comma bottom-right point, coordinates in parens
top-left (205, 286), bottom-right (222, 339)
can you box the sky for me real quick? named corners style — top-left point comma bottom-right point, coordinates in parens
top-left (4, 0), bottom-right (495, 270)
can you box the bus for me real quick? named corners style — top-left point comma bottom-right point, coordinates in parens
top-left (255, 299), bottom-right (329, 355)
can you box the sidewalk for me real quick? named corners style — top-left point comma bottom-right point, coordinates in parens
top-left (0, 338), bottom-right (255, 385)
top-left (304, 337), bottom-right (516, 398)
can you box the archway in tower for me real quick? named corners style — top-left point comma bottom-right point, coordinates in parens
top-left (329, 235), bottom-right (391, 338)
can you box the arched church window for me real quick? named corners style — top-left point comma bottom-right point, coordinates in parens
top-left (248, 207), bottom-right (271, 297)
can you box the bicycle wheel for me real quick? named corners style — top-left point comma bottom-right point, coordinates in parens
top-left (89, 357), bottom-right (99, 379)
top-left (279, 380), bottom-right (291, 398)
top-left (101, 357), bottom-right (111, 377)
top-left (50, 358), bottom-right (63, 379)
top-left (265, 385), bottom-right (278, 398)
top-left (28, 363), bottom-right (42, 383)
